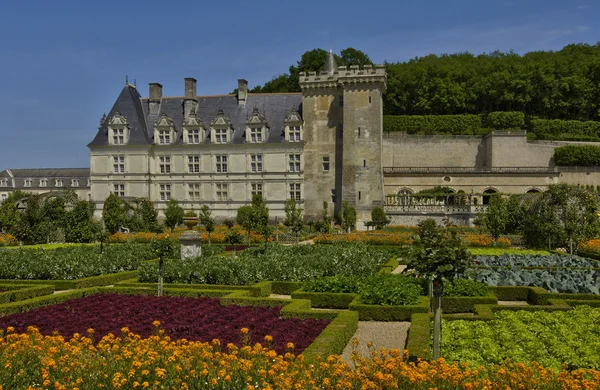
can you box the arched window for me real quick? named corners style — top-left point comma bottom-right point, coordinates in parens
top-left (482, 188), bottom-right (498, 205)
top-left (526, 188), bottom-right (541, 194)
top-left (396, 188), bottom-right (413, 206)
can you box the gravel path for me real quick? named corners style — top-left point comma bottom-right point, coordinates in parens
top-left (392, 264), bottom-right (407, 274)
top-left (497, 300), bottom-right (529, 306)
top-left (341, 321), bottom-right (410, 365)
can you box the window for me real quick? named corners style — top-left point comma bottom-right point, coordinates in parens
top-left (216, 183), bottom-right (228, 201)
top-left (358, 127), bottom-right (361, 138)
top-left (288, 154), bottom-right (301, 172)
top-left (24, 179), bottom-right (32, 188)
top-left (288, 125), bottom-right (301, 142)
top-left (71, 179), bottom-right (79, 187)
top-left (216, 155), bottom-right (228, 173)
top-left (113, 155), bottom-right (125, 173)
top-left (322, 156), bottom-right (330, 172)
top-left (0, 179), bottom-right (6, 187)
top-left (289, 183), bottom-right (301, 201)
top-left (251, 182), bottom-right (263, 198)
top-left (369, 96), bottom-right (372, 104)
top-left (249, 127), bottom-right (263, 143)
top-left (250, 154), bottom-right (263, 173)
top-left (187, 129), bottom-right (200, 144)
top-left (113, 183), bottom-right (125, 197)
top-left (187, 155), bottom-right (200, 173)
top-left (188, 183), bottom-right (200, 201)
top-left (159, 156), bottom-right (171, 174)
top-left (158, 130), bottom-right (171, 145)
top-left (112, 128), bottom-right (125, 144)
top-left (159, 184), bottom-right (171, 201)
top-left (363, 159), bottom-right (367, 167)
top-left (331, 189), bottom-right (336, 203)
top-left (1, 194), bottom-right (6, 201)
top-left (40, 179), bottom-right (47, 187)
top-left (55, 179), bottom-right (63, 187)
top-left (215, 129), bottom-right (228, 144)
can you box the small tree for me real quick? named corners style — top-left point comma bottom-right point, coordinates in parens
top-left (102, 194), bottom-right (127, 234)
top-left (284, 198), bottom-right (303, 243)
top-left (151, 235), bottom-right (176, 297)
top-left (481, 194), bottom-right (507, 240)
top-left (236, 205), bottom-right (253, 245)
top-left (223, 218), bottom-right (235, 229)
top-left (339, 201), bottom-right (357, 232)
top-left (164, 199), bottom-right (184, 231)
top-left (199, 205), bottom-right (215, 245)
top-left (250, 195), bottom-right (271, 249)
top-left (407, 219), bottom-right (473, 359)
top-left (225, 227), bottom-right (243, 257)
top-left (65, 200), bottom-right (101, 243)
top-left (370, 207), bottom-right (391, 230)
top-left (135, 198), bottom-right (160, 232)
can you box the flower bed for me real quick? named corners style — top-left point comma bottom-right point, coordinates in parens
top-left (442, 306), bottom-right (600, 370)
top-left (0, 243), bottom-right (155, 280)
top-left (461, 234), bottom-right (511, 247)
top-left (0, 293), bottom-right (328, 355)
top-left (108, 226), bottom-right (268, 244)
top-left (1, 327), bottom-right (598, 389)
top-left (320, 231), bottom-right (413, 245)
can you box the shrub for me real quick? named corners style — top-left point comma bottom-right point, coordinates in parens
top-left (359, 275), bottom-right (423, 306)
top-left (486, 111), bottom-right (525, 130)
top-left (383, 115), bottom-right (482, 135)
top-left (531, 118), bottom-right (600, 139)
top-left (554, 144), bottom-right (600, 166)
top-left (444, 279), bottom-right (488, 297)
top-left (370, 207), bottom-right (391, 230)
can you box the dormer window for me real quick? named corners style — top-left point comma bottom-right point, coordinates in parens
top-left (40, 179), bottom-right (47, 187)
top-left (108, 111), bottom-right (130, 145)
top-left (72, 179), bottom-right (79, 187)
top-left (183, 112), bottom-right (205, 144)
top-left (284, 107), bottom-right (303, 142)
top-left (24, 179), bottom-right (32, 188)
top-left (245, 108), bottom-right (268, 143)
top-left (55, 179), bottom-right (63, 187)
top-left (210, 109), bottom-right (233, 144)
top-left (154, 113), bottom-right (176, 146)
top-left (0, 179), bottom-right (7, 187)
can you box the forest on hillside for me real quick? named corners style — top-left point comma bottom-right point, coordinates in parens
top-left (251, 44), bottom-right (600, 121)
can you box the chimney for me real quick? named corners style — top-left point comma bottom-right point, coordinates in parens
top-left (237, 79), bottom-right (248, 106)
top-left (184, 78), bottom-right (198, 119)
top-left (148, 83), bottom-right (162, 115)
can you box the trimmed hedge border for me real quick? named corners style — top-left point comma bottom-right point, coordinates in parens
top-left (270, 281), bottom-right (305, 295)
top-left (114, 282), bottom-right (267, 297)
top-left (291, 289), bottom-right (357, 309)
top-left (0, 288), bottom-right (99, 316)
top-left (0, 285), bottom-right (55, 304)
top-left (378, 257), bottom-right (400, 274)
top-left (441, 292), bottom-right (498, 313)
top-left (488, 286), bottom-right (531, 301)
top-left (301, 311), bottom-right (358, 361)
top-left (348, 295), bottom-right (429, 321)
top-left (405, 313), bottom-right (431, 361)
top-left (0, 270), bottom-right (138, 290)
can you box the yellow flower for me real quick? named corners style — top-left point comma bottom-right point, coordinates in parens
top-left (241, 327), bottom-right (249, 334)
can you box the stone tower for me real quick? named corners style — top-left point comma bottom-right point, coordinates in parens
top-left (300, 52), bottom-right (387, 227)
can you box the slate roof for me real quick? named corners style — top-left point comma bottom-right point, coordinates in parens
top-left (0, 169), bottom-right (90, 189)
top-left (88, 85), bottom-right (303, 147)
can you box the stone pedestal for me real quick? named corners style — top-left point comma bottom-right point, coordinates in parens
top-left (179, 230), bottom-right (202, 260)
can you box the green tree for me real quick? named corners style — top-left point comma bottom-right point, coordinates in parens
top-left (338, 47), bottom-right (373, 68)
top-left (0, 191), bottom-right (27, 238)
top-left (225, 228), bottom-right (243, 257)
top-left (481, 195), bottom-right (508, 240)
top-left (314, 201), bottom-right (331, 242)
top-left (370, 207), bottom-right (391, 230)
top-left (339, 201), bottom-right (357, 232)
top-left (250, 194), bottom-right (271, 249)
top-left (407, 219), bottom-right (473, 359)
top-left (523, 184), bottom-right (600, 251)
top-left (284, 198), bottom-right (303, 243)
top-left (65, 200), bottom-right (101, 243)
top-left (164, 199), bottom-right (184, 231)
top-left (134, 198), bottom-right (159, 232)
top-left (236, 205), bottom-right (253, 245)
top-left (199, 205), bottom-right (215, 245)
top-left (151, 236), bottom-right (176, 297)
top-left (102, 194), bottom-right (128, 234)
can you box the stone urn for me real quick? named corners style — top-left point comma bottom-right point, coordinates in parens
top-left (183, 213), bottom-right (198, 230)
top-left (180, 212), bottom-right (201, 260)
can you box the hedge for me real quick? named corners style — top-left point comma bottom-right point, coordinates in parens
top-left (486, 111), bottom-right (525, 130)
top-left (405, 313), bottom-right (431, 361)
top-left (291, 289), bottom-right (357, 309)
top-left (270, 281), bottom-right (305, 295)
top-left (299, 311), bottom-right (358, 362)
top-left (99, 286), bottom-right (234, 298)
top-left (0, 285), bottom-right (55, 304)
top-left (0, 288), bottom-right (99, 316)
top-left (0, 270), bottom-right (139, 290)
top-left (441, 293), bottom-right (498, 313)
top-left (489, 286), bottom-right (531, 301)
top-left (377, 257), bottom-right (400, 274)
top-left (348, 295), bottom-right (429, 321)
top-left (554, 145), bottom-right (600, 166)
top-left (383, 115), bottom-right (482, 134)
top-left (531, 118), bottom-right (600, 139)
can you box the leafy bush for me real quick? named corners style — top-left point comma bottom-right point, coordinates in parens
top-left (383, 115), bottom-right (482, 135)
top-left (443, 306), bottom-right (600, 370)
top-left (304, 276), bottom-right (362, 294)
top-left (486, 111), bottom-right (525, 130)
top-left (467, 248), bottom-right (550, 256)
top-left (554, 144), bottom-right (600, 166)
top-left (531, 118), bottom-right (600, 140)
top-left (444, 279), bottom-right (488, 297)
top-left (0, 243), bottom-right (156, 280)
top-left (474, 254), bottom-right (598, 268)
top-left (139, 243), bottom-right (390, 285)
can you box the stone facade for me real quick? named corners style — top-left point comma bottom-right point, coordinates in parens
top-left (0, 168), bottom-right (91, 202)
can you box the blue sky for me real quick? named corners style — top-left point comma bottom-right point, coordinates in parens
top-left (0, 0), bottom-right (598, 170)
